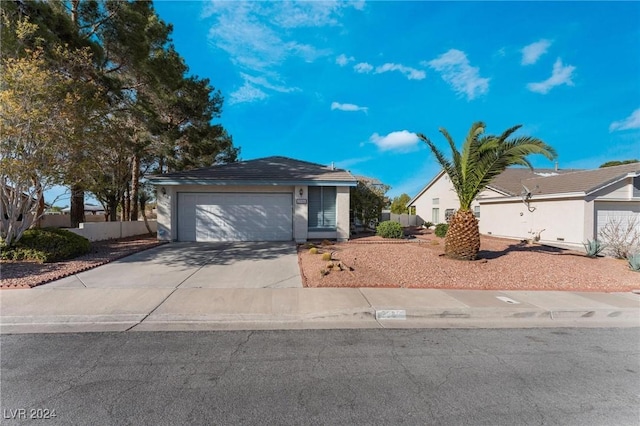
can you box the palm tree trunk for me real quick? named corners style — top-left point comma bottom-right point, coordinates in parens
top-left (445, 210), bottom-right (480, 260)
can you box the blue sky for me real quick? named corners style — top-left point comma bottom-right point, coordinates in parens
top-left (49, 1), bottom-right (640, 205)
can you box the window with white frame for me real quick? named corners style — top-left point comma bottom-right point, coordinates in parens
top-left (432, 208), bottom-right (439, 223)
top-left (474, 205), bottom-right (480, 218)
top-left (445, 209), bottom-right (455, 222)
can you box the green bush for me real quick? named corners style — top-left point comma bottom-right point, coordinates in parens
top-left (434, 223), bottom-right (449, 238)
top-left (0, 228), bottom-right (91, 263)
top-left (424, 221), bottom-right (434, 228)
top-left (376, 221), bottom-right (403, 239)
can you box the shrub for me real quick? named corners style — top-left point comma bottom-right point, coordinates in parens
top-left (583, 239), bottom-right (606, 258)
top-left (376, 221), bottom-right (403, 239)
top-left (321, 239), bottom-right (333, 246)
top-left (598, 217), bottom-right (640, 259)
top-left (434, 223), bottom-right (449, 238)
top-left (628, 254), bottom-right (640, 272)
top-left (0, 228), bottom-right (90, 263)
top-left (423, 221), bottom-right (434, 228)
top-left (321, 252), bottom-right (332, 261)
top-left (308, 247), bottom-right (318, 255)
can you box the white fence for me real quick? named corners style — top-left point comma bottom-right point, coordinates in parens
top-left (40, 214), bottom-right (106, 228)
top-left (389, 213), bottom-right (423, 227)
top-left (67, 221), bottom-right (157, 242)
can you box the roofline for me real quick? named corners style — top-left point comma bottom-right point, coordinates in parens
top-left (478, 192), bottom-right (586, 204)
top-left (585, 171), bottom-right (639, 195)
top-left (147, 178), bottom-right (357, 187)
top-left (408, 169), bottom-right (446, 206)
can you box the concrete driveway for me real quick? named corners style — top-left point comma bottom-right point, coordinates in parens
top-left (44, 242), bottom-right (303, 289)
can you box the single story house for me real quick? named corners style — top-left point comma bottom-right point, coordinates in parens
top-left (408, 162), bottom-right (640, 248)
top-left (147, 156), bottom-right (357, 242)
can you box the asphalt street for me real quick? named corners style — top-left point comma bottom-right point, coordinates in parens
top-left (1, 328), bottom-right (639, 425)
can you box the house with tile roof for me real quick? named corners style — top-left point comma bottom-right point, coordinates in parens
top-left (408, 162), bottom-right (640, 248)
top-left (148, 156), bottom-right (357, 242)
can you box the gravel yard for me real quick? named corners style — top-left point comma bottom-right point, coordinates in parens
top-left (1, 236), bottom-right (164, 289)
top-left (298, 230), bottom-right (640, 292)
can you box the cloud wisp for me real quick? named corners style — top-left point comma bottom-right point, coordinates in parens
top-left (609, 108), bottom-right (640, 132)
top-left (331, 102), bottom-right (369, 113)
top-left (526, 58), bottom-right (576, 94)
top-left (336, 54), bottom-right (355, 66)
top-left (204, 1), bottom-right (361, 104)
top-left (370, 130), bottom-right (420, 152)
top-left (426, 49), bottom-right (489, 100)
top-left (375, 63), bottom-right (426, 80)
top-left (521, 39), bottom-right (552, 65)
top-left (352, 61), bottom-right (425, 80)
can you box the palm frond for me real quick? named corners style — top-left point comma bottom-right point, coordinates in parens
top-left (418, 132), bottom-right (460, 191)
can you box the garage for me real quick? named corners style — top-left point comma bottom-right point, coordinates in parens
top-left (177, 193), bottom-right (293, 242)
top-left (595, 201), bottom-right (640, 239)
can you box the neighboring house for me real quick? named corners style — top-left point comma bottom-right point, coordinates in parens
top-left (61, 203), bottom-right (106, 216)
top-left (408, 163), bottom-right (640, 248)
top-left (148, 156), bottom-right (357, 242)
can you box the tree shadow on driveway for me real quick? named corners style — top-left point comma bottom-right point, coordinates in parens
top-left (115, 241), bottom-right (298, 268)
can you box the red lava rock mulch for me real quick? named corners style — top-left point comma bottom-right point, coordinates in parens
top-left (299, 230), bottom-right (640, 292)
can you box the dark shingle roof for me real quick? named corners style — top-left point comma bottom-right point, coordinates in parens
top-left (149, 156), bottom-right (357, 184)
top-left (521, 162), bottom-right (640, 196)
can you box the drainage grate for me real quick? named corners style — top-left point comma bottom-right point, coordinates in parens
top-left (376, 309), bottom-right (406, 320)
top-left (496, 296), bottom-right (521, 305)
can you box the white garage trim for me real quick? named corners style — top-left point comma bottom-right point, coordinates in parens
top-left (177, 192), bottom-right (293, 242)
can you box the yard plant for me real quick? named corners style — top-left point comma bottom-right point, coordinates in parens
top-left (376, 220), bottom-right (403, 239)
top-left (0, 228), bottom-right (90, 263)
top-left (418, 122), bottom-right (556, 260)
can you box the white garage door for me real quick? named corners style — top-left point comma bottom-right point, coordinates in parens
top-left (595, 202), bottom-right (640, 239)
top-left (177, 193), bottom-right (293, 242)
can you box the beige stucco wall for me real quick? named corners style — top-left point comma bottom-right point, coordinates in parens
top-left (155, 184), bottom-right (350, 242)
top-left (479, 198), bottom-right (586, 247)
top-left (410, 173), bottom-right (499, 224)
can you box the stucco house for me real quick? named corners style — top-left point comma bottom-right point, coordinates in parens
top-left (408, 162), bottom-right (640, 248)
top-left (148, 156), bottom-right (357, 242)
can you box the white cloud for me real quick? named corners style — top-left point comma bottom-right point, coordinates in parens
top-left (426, 49), bottom-right (490, 100)
top-left (336, 54), bottom-right (355, 66)
top-left (521, 39), bottom-right (552, 65)
top-left (240, 73), bottom-right (297, 93)
top-left (354, 62), bottom-right (373, 73)
top-left (229, 82), bottom-right (268, 105)
top-left (203, 1), bottom-right (361, 104)
top-left (370, 130), bottom-right (420, 152)
top-left (331, 102), bottom-right (368, 113)
top-left (335, 156), bottom-right (372, 169)
top-left (374, 63), bottom-right (426, 80)
top-left (609, 108), bottom-right (640, 132)
top-left (526, 58), bottom-right (576, 94)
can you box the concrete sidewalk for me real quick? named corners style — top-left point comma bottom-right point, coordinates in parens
top-left (1, 287), bottom-right (638, 333)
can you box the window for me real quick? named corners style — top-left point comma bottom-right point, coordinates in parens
top-left (474, 206), bottom-right (480, 218)
top-left (308, 186), bottom-right (336, 229)
top-left (445, 209), bottom-right (455, 222)
top-left (432, 208), bottom-right (439, 223)
top-left (634, 176), bottom-right (640, 197)
top-left (432, 198), bottom-right (439, 205)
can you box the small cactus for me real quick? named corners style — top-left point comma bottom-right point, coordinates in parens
top-left (309, 247), bottom-right (318, 255)
top-left (321, 252), bottom-right (332, 261)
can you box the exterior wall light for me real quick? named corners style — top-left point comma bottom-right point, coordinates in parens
top-left (299, 188), bottom-right (304, 197)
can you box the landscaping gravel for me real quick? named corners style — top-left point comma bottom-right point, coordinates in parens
top-left (298, 232), bottom-right (640, 292)
top-left (1, 236), bottom-right (164, 289)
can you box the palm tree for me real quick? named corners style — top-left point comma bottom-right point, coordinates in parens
top-left (417, 121), bottom-right (557, 260)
